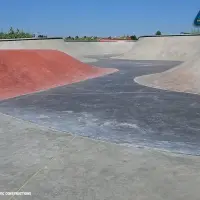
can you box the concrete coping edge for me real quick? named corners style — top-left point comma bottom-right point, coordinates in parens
top-left (0, 37), bottom-right (64, 42)
top-left (138, 34), bottom-right (200, 39)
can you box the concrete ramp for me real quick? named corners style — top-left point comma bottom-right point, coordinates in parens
top-left (0, 38), bottom-right (67, 51)
top-left (0, 49), bottom-right (116, 100)
top-left (64, 41), bottom-right (135, 61)
top-left (135, 52), bottom-right (200, 94)
top-left (0, 38), bottom-right (136, 62)
top-left (116, 36), bottom-right (200, 61)
top-left (115, 35), bottom-right (200, 95)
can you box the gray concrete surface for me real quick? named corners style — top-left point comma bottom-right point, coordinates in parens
top-left (114, 35), bottom-right (200, 95)
top-left (115, 36), bottom-right (200, 61)
top-left (1, 113), bottom-right (200, 200)
top-left (135, 52), bottom-right (200, 95)
top-left (1, 60), bottom-right (200, 155)
top-left (64, 41), bottom-right (135, 62)
top-left (0, 39), bottom-right (135, 63)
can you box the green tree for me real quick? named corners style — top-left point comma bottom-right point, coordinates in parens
top-left (65, 36), bottom-right (71, 41)
top-left (0, 27), bottom-right (33, 39)
top-left (130, 35), bottom-right (137, 40)
top-left (75, 36), bottom-right (79, 40)
top-left (155, 30), bottom-right (162, 35)
top-left (9, 27), bottom-right (14, 35)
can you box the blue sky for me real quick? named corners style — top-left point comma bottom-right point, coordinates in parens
top-left (0, 0), bottom-right (199, 37)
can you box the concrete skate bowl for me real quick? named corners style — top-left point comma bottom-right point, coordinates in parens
top-left (1, 37), bottom-right (200, 155)
top-left (115, 35), bottom-right (200, 95)
top-left (1, 38), bottom-right (200, 200)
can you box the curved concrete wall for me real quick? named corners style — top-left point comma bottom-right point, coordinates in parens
top-left (0, 38), bottom-right (136, 62)
top-left (128, 35), bottom-right (200, 94)
top-left (64, 41), bottom-right (136, 62)
top-left (116, 35), bottom-right (200, 61)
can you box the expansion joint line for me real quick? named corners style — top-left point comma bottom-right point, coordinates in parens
top-left (7, 135), bottom-right (77, 200)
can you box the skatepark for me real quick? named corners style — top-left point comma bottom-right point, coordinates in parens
top-left (1, 35), bottom-right (200, 199)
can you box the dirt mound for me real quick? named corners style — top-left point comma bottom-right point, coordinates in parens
top-left (0, 50), bottom-right (117, 100)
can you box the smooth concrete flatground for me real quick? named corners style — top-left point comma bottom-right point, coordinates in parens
top-left (0, 59), bottom-right (200, 155)
top-left (1, 113), bottom-right (200, 200)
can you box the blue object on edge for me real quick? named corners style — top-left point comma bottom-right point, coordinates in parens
top-left (194, 11), bottom-right (200, 26)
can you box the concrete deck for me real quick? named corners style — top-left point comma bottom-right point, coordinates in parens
top-left (1, 113), bottom-right (200, 200)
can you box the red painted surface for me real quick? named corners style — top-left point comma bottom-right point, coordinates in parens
top-left (99, 39), bottom-right (118, 42)
top-left (99, 38), bottom-right (132, 42)
top-left (0, 50), bottom-right (117, 100)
